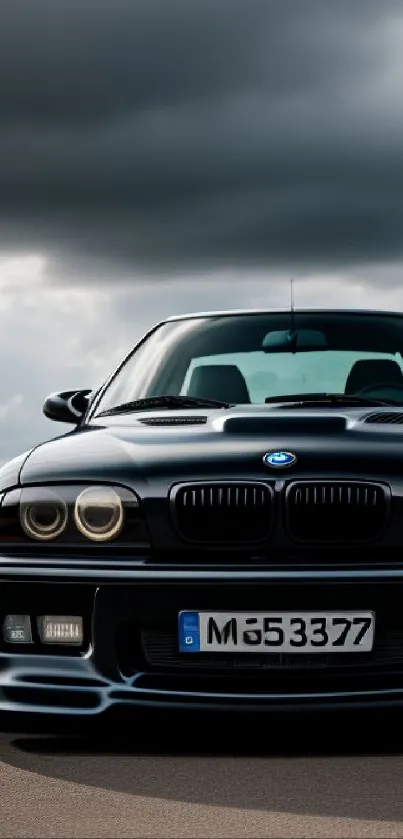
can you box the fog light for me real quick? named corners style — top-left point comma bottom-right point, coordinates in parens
top-left (38, 616), bottom-right (83, 645)
top-left (3, 614), bottom-right (32, 643)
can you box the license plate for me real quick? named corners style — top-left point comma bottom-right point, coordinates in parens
top-left (178, 611), bottom-right (375, 653)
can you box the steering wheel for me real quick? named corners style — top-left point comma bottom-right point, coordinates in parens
top-left (355, 382), bottom-right (403, 399)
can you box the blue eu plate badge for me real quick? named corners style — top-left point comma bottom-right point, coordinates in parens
top-left (178, 611), bottom-right (200, 652)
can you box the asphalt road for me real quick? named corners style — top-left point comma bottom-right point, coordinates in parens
top-left (2, 711), bottom-right (403, 838)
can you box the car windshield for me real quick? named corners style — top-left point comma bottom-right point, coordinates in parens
top-left (92, 311), bottom-right (403, 415)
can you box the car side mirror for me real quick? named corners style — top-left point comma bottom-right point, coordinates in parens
top-left (43, 389), bottom-right (93, 424)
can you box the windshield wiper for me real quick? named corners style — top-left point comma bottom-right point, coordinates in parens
top-left (96, 395), bottom-right (233, 417)
top-left (264, 392), bottom-right (392, 407)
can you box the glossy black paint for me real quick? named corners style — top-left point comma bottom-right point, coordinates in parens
top-left (4, 308), bottom-right (403, 725)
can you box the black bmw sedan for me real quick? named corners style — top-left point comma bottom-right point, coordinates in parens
top-left (1, 307), bottom-right (403, 727)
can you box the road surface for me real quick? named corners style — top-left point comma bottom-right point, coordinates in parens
top-left (1, 711), bottom-right (403, 837)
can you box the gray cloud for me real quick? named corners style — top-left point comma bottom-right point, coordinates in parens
top-left (1, 0), bottom-right (403, 274)
top-left (0, 1), bottom-right (383, 124)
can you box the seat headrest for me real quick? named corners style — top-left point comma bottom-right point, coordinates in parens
top-left (345, 359), bottom-right (403, 394)
top-left (186, 364), bottom-right (250, 403)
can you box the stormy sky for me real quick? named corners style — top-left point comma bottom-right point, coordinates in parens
top-left (1, 0), bottom-right (403, 459)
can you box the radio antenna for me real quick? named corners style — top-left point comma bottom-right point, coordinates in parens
top-left (290, 278), bottom-right (295, 327)
top-left (289, 278), bottom-right (297, 352)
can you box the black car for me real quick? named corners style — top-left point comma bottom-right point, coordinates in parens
top-left (3, 306), bottom-right (403, 727)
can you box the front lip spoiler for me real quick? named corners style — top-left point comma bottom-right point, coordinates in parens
top-left (4, 653), bottom-right (403, 718)
top-left (4, 683), bottom-right (403, 718)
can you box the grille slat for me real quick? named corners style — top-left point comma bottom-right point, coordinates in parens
top-left (172, 482), bottom-right (273, 544)
top-left (286, 481), bottom-right (388, 543)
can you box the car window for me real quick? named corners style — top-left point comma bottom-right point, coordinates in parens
top-left (180, 350), bottom-right (403, 402)
top-left (91, 311), bottom-right (403, 416)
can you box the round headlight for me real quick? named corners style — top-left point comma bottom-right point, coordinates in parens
top-left (74, 486), bottom-right (123, 541)
top-left (21, 492), bottom-right (68, 541)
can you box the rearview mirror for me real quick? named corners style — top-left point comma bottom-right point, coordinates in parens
top-left (43, 389), bottom-right (93, 424)
top-left (262, 328), bottom-right (328, 353)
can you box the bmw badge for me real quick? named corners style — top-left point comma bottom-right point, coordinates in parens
top-left (263, 451), bottom-right (297, 469)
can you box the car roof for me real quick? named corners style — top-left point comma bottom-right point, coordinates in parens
top-left (164, 307), bottom-right (403, 322)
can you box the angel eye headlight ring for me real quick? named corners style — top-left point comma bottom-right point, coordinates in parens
top-left (74, 486), bottom-right (124, 541)
top-left (20, 491), bottom-right (68, 541)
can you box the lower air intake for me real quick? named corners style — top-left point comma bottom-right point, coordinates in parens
top-left (141, 627), bottom-right (403, 674)
top-left (286, 481), bottom-right (389, 543)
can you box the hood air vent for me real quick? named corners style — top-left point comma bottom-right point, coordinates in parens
top-left (364, 412), bottom-right (403, 425)
top-left (139, 416), bottom-right (208, 426)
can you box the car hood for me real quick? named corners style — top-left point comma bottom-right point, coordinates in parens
top-left (14, 405), bottom-right (403, 487)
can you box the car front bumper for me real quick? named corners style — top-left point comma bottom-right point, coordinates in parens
top-left (2, 562), bottom-right (403, 723)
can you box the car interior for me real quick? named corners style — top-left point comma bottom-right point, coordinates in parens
top-left (344, 359), bottom-right (403, 394)
top-left (186, 364), bottom-right (252, 403)
top-left (185, 358), bottom-right (403, 404)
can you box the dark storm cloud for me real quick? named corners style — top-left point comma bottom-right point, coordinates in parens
top-left (1, 0), bottom-right (403, 274)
